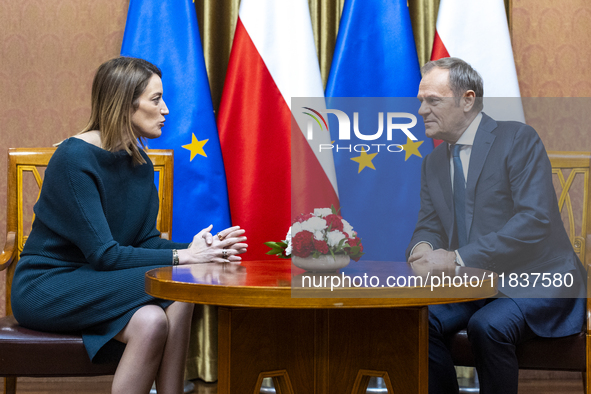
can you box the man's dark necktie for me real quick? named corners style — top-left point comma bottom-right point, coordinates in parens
top-left (453, 144), bottom-right (467, 247)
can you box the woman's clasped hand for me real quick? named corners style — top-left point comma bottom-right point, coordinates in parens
top-left (178, 225), bottom-right (248, 264)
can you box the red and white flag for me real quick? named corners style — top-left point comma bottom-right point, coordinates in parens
top-left (217, 0), bottom-right (339, 260)
top-left (432, 0), bottom-right (525, 123)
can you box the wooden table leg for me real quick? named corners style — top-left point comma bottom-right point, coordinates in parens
top-left (217, 306), bottom-right (428, 394)
top-left (326, 307), bottom-right (429, 393)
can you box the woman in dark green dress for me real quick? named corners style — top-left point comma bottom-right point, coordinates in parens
top-left (11, 57), bottom-right (247, 394)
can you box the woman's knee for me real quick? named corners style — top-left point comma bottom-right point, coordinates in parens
top-left (165, 302), bottom-right (195, 324)
top-left (128, 305), bottom-right (169, 342)
top-left (167, 301), bottom-right (194, 314)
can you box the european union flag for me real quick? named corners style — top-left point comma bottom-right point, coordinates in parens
top-left (325, 0), bottom-right (432, 262)
top-left (121, 0), bottom-right (231, 241)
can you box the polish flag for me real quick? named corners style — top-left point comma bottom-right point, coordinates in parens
top-left (431, 0), bottom-right (525, 126)
top-left (217, 0), bottom-right (339, 260)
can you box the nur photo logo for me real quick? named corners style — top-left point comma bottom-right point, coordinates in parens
top-left (301, 106), bottom-right (424, 164)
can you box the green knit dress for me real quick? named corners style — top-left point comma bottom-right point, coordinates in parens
top-left (11, 138), bottom-right (189, 361)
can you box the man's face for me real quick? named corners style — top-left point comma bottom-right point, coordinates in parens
top-left (417, 68), bottom-right (471, 144)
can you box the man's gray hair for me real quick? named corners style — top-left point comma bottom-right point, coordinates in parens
top-left (421, 57), bottom-right (484, 111)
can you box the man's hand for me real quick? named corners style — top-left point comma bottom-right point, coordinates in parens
top-left (411, 243), bottom-right (433, 257)
top-left (408, 248), bottom-right (456, 272)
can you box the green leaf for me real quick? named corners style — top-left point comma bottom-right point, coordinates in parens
top-left (330, 204), bottom-right (341, 215)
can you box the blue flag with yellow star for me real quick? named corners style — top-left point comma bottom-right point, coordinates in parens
top-left (121, 0), bottom-right (231, 241)
top-left (325, 0), bottom-right (432, 261)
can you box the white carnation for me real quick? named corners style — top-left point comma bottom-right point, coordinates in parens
top-left (326, 230), bottom-right (346, 247)
top-left (302, 216), bottom-right (326, 232)
top-left (342, 219), bottom-right (353, 237)
top-left (314, 208), bottom-right (333, 217)
top-left (314, 230), bottom-right (324, 241)
top-left (285, 227), bottom-right (292, 256)
top-left (291, 222), bottom-right (303, 235)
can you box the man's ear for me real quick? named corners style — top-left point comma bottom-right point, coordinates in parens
top-left (462, 90), bottom-right (476, 112)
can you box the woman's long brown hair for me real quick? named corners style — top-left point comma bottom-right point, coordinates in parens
top-left (80, 57), bottom-right (162, 164)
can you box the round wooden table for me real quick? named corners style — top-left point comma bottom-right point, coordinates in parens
top-left (146, 259), bottom-right (497, 394)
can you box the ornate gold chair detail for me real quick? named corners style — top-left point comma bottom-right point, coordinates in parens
top-left (450, 151), bottom-right (591, 393)
top-left (0, 147), bottom-right (173, 394)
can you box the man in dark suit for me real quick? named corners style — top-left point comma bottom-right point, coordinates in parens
top-left (406, 57), bottom-right (586, 394)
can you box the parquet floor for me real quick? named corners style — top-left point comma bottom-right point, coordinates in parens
top-left (4, 374), bottom-right (585, 393)
top-left (518, 378), bottom-right (584, 394)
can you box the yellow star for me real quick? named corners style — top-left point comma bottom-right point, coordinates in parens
top-left (182, 133), bottom-right (208, 161)
top-left (350, 147), bottom-right (378, 173)
top-left (401, 137), bottom-right (424, 161)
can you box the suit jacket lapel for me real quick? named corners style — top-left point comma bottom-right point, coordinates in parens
top-left (465, 113), bottom-right (497, 238)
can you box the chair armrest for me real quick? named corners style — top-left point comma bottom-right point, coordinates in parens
top-left (0, 231), bottom-right (16, 271)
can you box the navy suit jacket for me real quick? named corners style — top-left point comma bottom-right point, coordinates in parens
top-left (406, 113), bottom-right (586, 337)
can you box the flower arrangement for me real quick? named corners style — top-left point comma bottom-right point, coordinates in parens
top-left (265, 206), bottom-right (364, 262)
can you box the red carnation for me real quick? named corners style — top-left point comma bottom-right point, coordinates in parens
top-left (293, 213), bottom-right (314, 223)
top-left (324, 214), bottom-right (344, 232)
top-left (346, 237), bottom-right (364, 262)
top-left (292, 231), bottom-right (314, 257)
top-left (348, 237), bottom-right (362, 249)
top-left (313, 239), bottom-right (329, 254)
